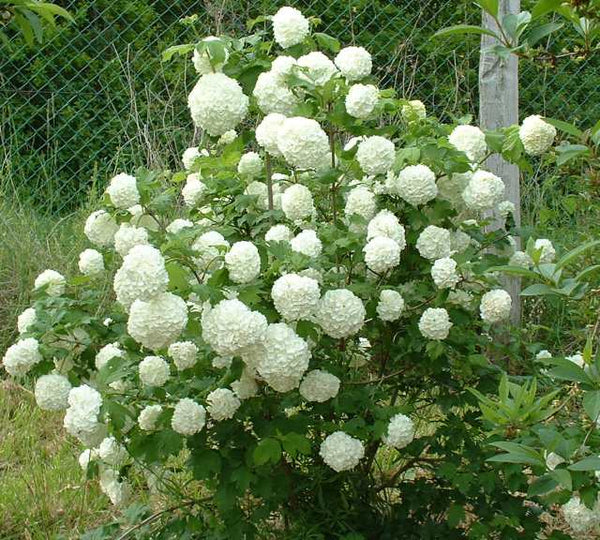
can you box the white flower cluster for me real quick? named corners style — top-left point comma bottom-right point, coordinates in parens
top-left (99, 468), bottom-right (131, 507)
top-left (448, 125), bottom-right (487, 162)
top-left (291, 229), bottom-right (322, 257)
top-left (171, 398), bottom-right (206, 436)
top-left (253, 69), bottom-right (298, 116)
top-left (335, 46), bottom-right (372, 81)
top-left (319, 431), bottom-right (365, 472)
top-left (376, 290), bottom-right (404, 322)
top-left (106, 173), bottom-right (139, 209)
top-left (63, 384), bottom-right (106, 447)
top-left (462, 170), bottom-right (505, 212)
top-left (225, 241), bottom-right (261, 284)
top-left (84, 210), bottom-right (118, 247)
top-left (416, 226), bottom-right (451, 260)
top-left (202, 299), bottom-right (268, 356)
top-left (127, 292), bottom-right (188, 351)
top-left (561, 495), bottom-right (600, 533)
top-left (345, 84), bottom-right (378, 119)
top-left (519, 115), bottom-right (556, 156)
top-left (2, 338), bottom-right (42, 376)
top-left (193, 231), bottom-right (229, 271)
top-left (238, 152), bottom-right (264, 178)
top-left (418, 308), bottom-right (452, 340)
top-left (114, 223), bottom-right (149, 257)
top-left (256, 113), bottom-right (286, 156)
top-left (345, 186), bottom-right (377, 222)
top-left (188, 73), bottom-right (249, 136)
top-left (192, 37), bottom-right (228, 75)
top-left (256, 323), bottom-right (311, 392)
top-left (34, 373), bottom-right (72, 410)
top-left (299, 369), bottom-right (340, 402)
top-left (356, 136), bottom-right (395, 175)
top-left (277, 117), bottom-right (330, 170)
top-left (534, 238), bottom-right (556, 263)
top-left (272, 6), bottom-right (310, 49)
top-left (168, 341), bottom-right (198, 370)
top-left (271, 273), bottom-right (320, 321)
top-left (95, 342), bottom-right (124, 370)
top-left (383, 413), bottom-right (414, 449)
top-left (78, 249), bottom-right (104, 276)
top-left (401, 100), bottom-right (426, 121)
top-left (98, 436), bottom-right (129, 467)
top-left (363, 236), bottom-right (401, 274)
top-left (138, 356), bottom-right (170, 387)
top-left (297, 52), bottom-right (338, 86)
top-left (17, 307), bottom-right (36, 334)
top-left (431, 257), bottom-right (459, 289)
top-left (207, 388), bottom-right (241, 421)
top-left (282, 184), bottom-right (314, 221)
top-left (138, 404), bottom-right (163, 431)
top-left (34, 269), bottom-right (66, 296)
top-left (388, 164), bottom-right (437, 206)
top-left (479, 289), bottom-right (512, 323)
top-left (265, 224), bottom-right (292, 243)
top-left (182, 174), bottom-right (207, 207)
top-left (316, 289), bottom-right (365, 338)
top-left (367, 210), bottom-right (406, 248)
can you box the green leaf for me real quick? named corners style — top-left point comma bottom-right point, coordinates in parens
top-left (314, 32), bottom-right (340, 53)
top-left (555, 144), bottom-right (589, 166)
top-left (544, 117), bottom-right (583, 138)
top-left (520, 283), bottom-right (557, 297)
top-left (568, 456), bottom-right (600, 471)
top-left (583, 391), bottom-right (600, 423)
top-left (528, 474), bottom-right (558, 496)
top-left (555, 239), bottom-right (600, 269)
top-left (476, 0), bottom-right (499, 17)
top-left (486, 265), bottom-right (540, 280)
top-left (253, 438), bottom-right (282, 466)
top-left (204, 38), bottom-right (227, 66)
top-left (190, 448), bottom-right (222, 479)
top-left (550, 469), bottom-right (572, 490)
top-left (526, 22), bottom-right (563, 46)
top-left (446, 503), bottom-right (465, 528)
top-left (532, 0), bottom-right (563, 19)
top-left (539, 357), bottom-right (593, 385)
top-left (33, 3), bottom-right (74, 21)
top-left (105, 400), bottom-right (133, 430)
top-left (433, 24), bottom-right (501, 40)
top-left (162, 43), bottom-right (195, 62)
top-left (281, 433), bottom-right (312, 457)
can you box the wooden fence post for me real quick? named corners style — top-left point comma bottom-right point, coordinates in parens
top-left (479, 0), bottom-right (521, 325)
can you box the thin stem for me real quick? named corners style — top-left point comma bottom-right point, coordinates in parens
top-left (265, 153), bottom-right (274, 211)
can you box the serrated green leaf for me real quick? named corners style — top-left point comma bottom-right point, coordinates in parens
top-left (568, 456), bottom-right (600, 471)
top-left (253, 438), bottom-right (282, 466)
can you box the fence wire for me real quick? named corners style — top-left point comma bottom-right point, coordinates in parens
top-left (0, 0), bottom-right (598, 214)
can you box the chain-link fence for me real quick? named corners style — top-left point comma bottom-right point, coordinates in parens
top-left (1, 0), bottom-right (598, 214)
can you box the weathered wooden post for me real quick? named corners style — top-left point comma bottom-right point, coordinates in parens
top-left (479, 0), bottom-right (521, 324)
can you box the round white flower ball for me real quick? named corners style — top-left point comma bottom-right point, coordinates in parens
top-left (113, 245), bottom-right (169, 310)
top-left (34, 269), bottom-right (66, 296)
top-left (255, 323), bottom-right (311, 392)
top-left (335, 46), bottom-right (372, 81)
top-left (561, 495), bottom-right (600, 533)
top-left (114, 223), bottom-right (149, 257)
top-left (188, 73), bottom-right (249, 136)
top-left (138, 356), bottom-right (170, 387)
top-left (418, 308), bottom-right (452, 340)
top-left (319, 431), bottom-right (365, 472)
top-left (277, 117), bottom-right (330, 170)
top-left (182, 147), bottom-right (200, 169)
top-left (271, 273), bottom-right (320, 321)
top-left (34, 373), bottom-right (72, 410)
top-left (367, 210), bottom-right (406, 249)
top-left (271, 55), bottom-right (297, 79)
top-left (171, 398), bottom-right (206, 436)
top-left (290, 229), bottom-right (322, 258)
top-left (272, 6), bottom-right (310, 49)
top-left (431, 257), bottom-right (459, 289)
top-left (534, 238), bottom-right (556, 263)
top-left (376, 289), bottom-right (405, 322)
top-left (519, 115), bottom-right (556, 156)
top-left (509, 250), bottom-right (533, 268)
top-left (462, 170), bottom-right (505, 211)
top-left (316, 289), bottom-right (365, 339)
top-left (356, 136), bottom-right (395, 176)
top-left (106, 173), bottom-right (139, 209)
top-left (78, 249), bottom-right (104, 276)
top-left (166, 219), bottom-right (193, 235)
top-left (207, 388), bottom-right (241, 421)
top-left (182, 174), bottom-right (206, 207)
top-left (167, 341), bottom-right (198, 370)
top-left (98, 436), bottom-right (129, 467)
top-left (265, 224), bottom-right (292, 243)
top-left (256, 113), bottom-right (286, 156)
top-left (95, 342), bottom-right (124, 370)
top-left (498, 200), bottom-right (516, 218)
top-left (281, 184), bottom-right (315, 222)
top-left (192, 37), bottom-right (228, 75)
top-left (401, 100), bottom-right (426, 121)
top-left (201, 298), bottom-right (268, 356)
top-left (63, 384), bottom-right (105, 447)
top-left (480, 289), bottom-right (512, 323)
top-left (192, 231), bottom-right (230, 271)
top-left (345, 186), bottom-right (377, 222)
top-left (78, 448), bottom-right (97, 470)
top-left (363, 236), bottom-right (401, 274)
top-left (253, 70), bottom-right (298, 116)
top-left (84, 210), bottom-right (118, 247)
top-left (237, 152), bottom-right (264, 178)
top-left (99, 468), bottom-right (130, 507)
top-left (388, 164), bottom-right (438, 206)
top-left (223, 241), bottom-right (259, 284)
top-left (416, 225), bottom-right (452, 260)
top-left (127, 292), bottom-right (188, 351)
top-left (128, 204), bottom-right (159, 231)
top-left (449, 125), bottom-right (487, 162)
top-left (299, 369), bottom-right (340, 402)
top-left (231, 368), bottom-right (259, 400)
top-left (383, 413), bottom-right (415, 449)
top-left (345, 84), bottom-right (378, 119)
top-left (297, 51), bottom-right (338, 86)
top-left (138, 404), bottom-right (162, 431)
top-left (17, 307), bottom-right (36, 334)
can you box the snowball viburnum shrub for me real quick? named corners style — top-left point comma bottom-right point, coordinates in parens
top-left (4, 6), bottom-right (581, 537)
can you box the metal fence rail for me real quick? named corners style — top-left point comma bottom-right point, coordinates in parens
top-left (0, 0), bottom-right (598, 214)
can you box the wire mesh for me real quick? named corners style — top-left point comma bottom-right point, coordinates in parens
top-left (0, 0), bottom-right (597, 214)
